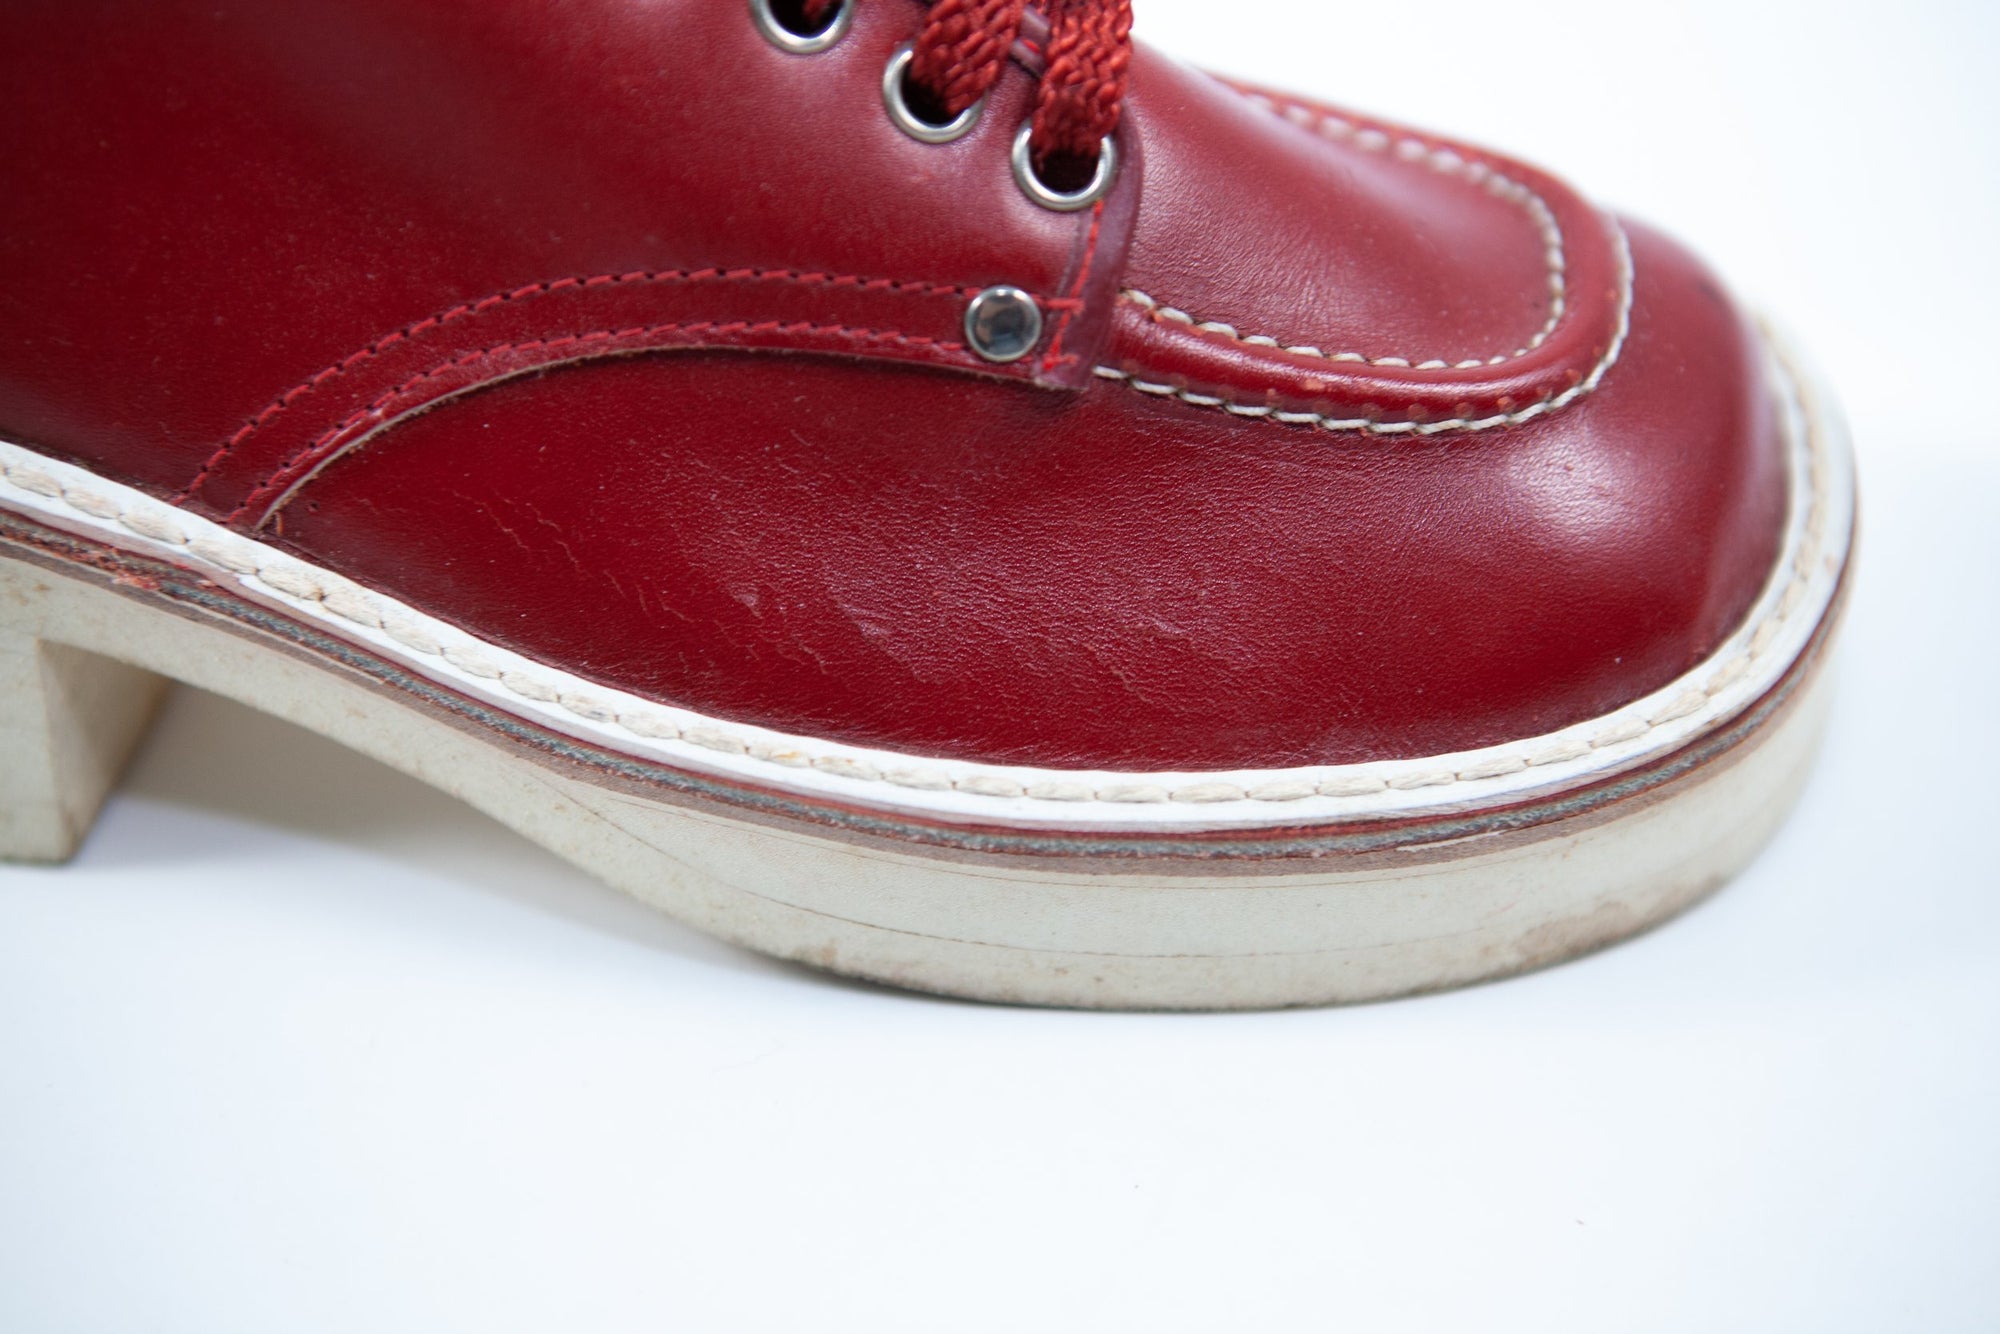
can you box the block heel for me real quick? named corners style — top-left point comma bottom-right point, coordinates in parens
top-left (0, 574), bottom-right (168, 863)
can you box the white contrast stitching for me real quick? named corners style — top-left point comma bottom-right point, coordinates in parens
top-left (0, 338), bottom-right (1828, 813)
top-left (1095, 223), bottom-right (1633, 437)
top-left (1121, 92), bottom-right (1569, 369)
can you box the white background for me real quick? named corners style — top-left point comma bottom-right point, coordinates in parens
top-left (4, 2), bottom-right (1998, 1330)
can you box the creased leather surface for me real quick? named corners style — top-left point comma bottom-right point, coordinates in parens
top-left (273, 222), bottom-right (1782, 769)
top-left (0, 0), bottom-right (1787, 769)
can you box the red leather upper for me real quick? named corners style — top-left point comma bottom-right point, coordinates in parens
top-left (0, 0), bottom-right (1786, 770)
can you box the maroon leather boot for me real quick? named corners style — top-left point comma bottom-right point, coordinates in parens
top-left (0, 0), bottom-right (1854, 1007)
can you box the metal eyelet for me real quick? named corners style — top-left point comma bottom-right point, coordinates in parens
top-left (1010, 123), bottom-right (1119, 212)
top-left (882, 44), bottom-right (983, 144)
top-left (750, 0), bottom-right (853, 55)
top-left (963, 286), bottom-right (1043, 363)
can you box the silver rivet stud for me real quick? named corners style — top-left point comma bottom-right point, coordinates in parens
top-left (964, 286), bottom-right (1043, 364)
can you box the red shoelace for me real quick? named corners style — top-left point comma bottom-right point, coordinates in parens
top-left (800, 0), bottom-right (1135, 189)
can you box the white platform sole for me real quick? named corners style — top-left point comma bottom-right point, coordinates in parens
top-left (0, 337), bottom-right (1853, 1009)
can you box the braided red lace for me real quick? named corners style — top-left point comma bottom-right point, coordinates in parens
top-left (799, 0), bottom-right (1134, 189)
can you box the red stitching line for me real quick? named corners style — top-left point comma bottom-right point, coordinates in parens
top-left (178, 267), bottom-right (1077, 504)
top-left (1038, 199), bottom-right (1105, 374)
top-left (232, 318), bottom-right (970, 525)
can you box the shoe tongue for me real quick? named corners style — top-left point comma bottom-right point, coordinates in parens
top-left (1118, 46), bottom-right (1569, 374)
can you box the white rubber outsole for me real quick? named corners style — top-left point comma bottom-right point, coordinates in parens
top-left (0, 335), bottom-right (1853, 1009)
